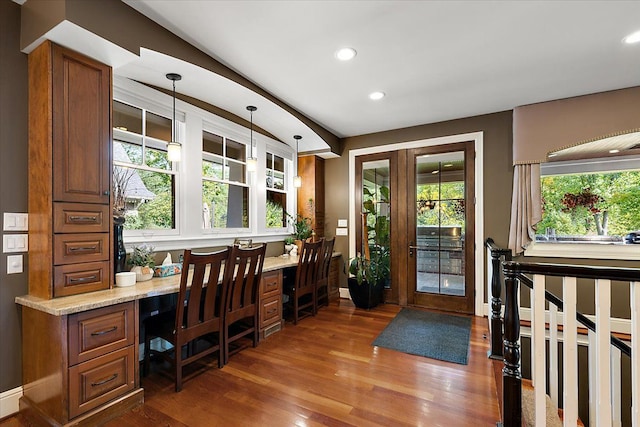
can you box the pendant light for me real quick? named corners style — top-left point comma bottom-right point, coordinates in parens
top-left (246, 105), bottom-right (257, 172)
top-left (166, 73), bottom-right (182, 162)
top-left (293, 134), bottom-right (302, 188)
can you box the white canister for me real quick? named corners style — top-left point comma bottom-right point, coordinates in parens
top-left (115, 272), bottom-right (136, 287)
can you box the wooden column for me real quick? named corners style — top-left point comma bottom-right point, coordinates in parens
top-left (502, 265), bottom-right (521, 427)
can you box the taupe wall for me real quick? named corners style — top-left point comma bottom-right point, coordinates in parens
top-left (0, 0), bottom-right (29, 392)
top-left (325, 111), bottom-right (514, 289)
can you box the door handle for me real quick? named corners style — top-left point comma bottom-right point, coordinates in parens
top-left (409, 241), bottom-right (414, 257)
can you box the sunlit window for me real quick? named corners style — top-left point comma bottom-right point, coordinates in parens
top-left (265, 152), bottom-right (287, 228)
top-left (537, 155), bottom-right (640, 243)
top-left (202, 130), bottom-right (249, 229)
top-left (113, 100), bottom-right (177, 232)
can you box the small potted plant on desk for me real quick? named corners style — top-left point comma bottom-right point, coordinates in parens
top-left (129, 243), bottom-right (155, 282)
top-left (287, 212), bottom-right (312, 254)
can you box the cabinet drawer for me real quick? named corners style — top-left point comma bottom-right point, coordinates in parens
top-left (54, 233), bottom-right (109, 265)
top-left (261, 270), bottom-right (282, 298)
top-left (68, 346), bottom-right (135, 419)
top-left (54, 261), bottom-right (110, 298)
top-left (68, 302), bottom-right (135, 365)
top-left (260, 295), bottom-right (281, 328)
top-left (54, 203), bottom-right (109, 233)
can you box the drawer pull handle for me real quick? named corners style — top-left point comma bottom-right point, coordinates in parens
top-left (91, 326), bottom-right (117, 336)
top-left (69, 275), bottom-right (97, 283)
top-left (91, 373), bottom-right (118, 387)
top-left (267, 308), bottom-right (277, 315)
top-left (69, 246), bottom-right (98, 252)
top-left (68, 215), bottom-right (98, 223)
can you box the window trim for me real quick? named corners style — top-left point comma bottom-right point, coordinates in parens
top-left (114, 76), bottom-right (296, 248)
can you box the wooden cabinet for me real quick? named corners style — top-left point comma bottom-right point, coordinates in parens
top-left (259, 270), bottom-right (283, 339)
top-left (297, 155), bottom-right (325, 238)
top-left (21, 303), bottom-right (142, 425)
top-left (28, 40), bottom-right (112, 299)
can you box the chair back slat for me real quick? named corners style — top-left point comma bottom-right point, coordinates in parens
top-left (318, 237), bottom-right (334, 282)
top-left (296, 240), bottom-right (322, 292)
top-left (176, 248), bottom-right (229, 332)
top-left (224, 244), bottom-right (266, 318)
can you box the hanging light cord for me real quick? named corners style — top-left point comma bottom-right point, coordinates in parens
top-left (172, 79), bottom-right (176, 143)
top-left (250, 109), bottom-right (253, 158)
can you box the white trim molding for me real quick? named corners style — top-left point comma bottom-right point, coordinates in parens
top-left (0, 386), bottom-right (22, 419)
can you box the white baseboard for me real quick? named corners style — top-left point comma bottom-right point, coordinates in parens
top-left (339, 288), bottom-right (350, 299)
top-left (0, 386), bottom-right (22, 419)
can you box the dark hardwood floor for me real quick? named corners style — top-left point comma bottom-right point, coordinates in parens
top-left (2, 300), bottom-right (500, 426)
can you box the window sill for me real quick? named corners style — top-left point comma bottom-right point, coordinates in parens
top-left (524, 241), bottom-right (640, 261)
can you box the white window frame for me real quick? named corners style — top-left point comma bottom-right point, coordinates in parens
top-left (525, 154), bottom-right (640, 260)
top-left (201, 128), bottom-right (250, 233)
top-left (112, 97), bottom-right (182, 239)
top-left (113, 76), bottom-right (296, 251)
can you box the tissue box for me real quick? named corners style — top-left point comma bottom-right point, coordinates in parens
top-left (153, 263), bottom-right (182, 277)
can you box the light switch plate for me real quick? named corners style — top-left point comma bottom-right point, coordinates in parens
top-left (336, 227), bottom-right (348, 236)
top-left (337, 219), bottom-right (348, 227)
top-left (3, 213), bottom-right (28, 231)
top-left (7, 254), bottom-right (23, 274)
top-left (3, 234), bottom-right (28, 253)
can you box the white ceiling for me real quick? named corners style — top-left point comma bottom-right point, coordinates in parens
top-left (120, 0), bottom-right (640, 151)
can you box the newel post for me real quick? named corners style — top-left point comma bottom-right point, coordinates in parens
top-left (502, 264), bottom-right (521, 427)
top-left (488, 249), bottom-right (505, 359)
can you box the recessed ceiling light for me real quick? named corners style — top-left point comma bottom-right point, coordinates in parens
top-left (335, 47), bottom-right (357, 61)
top-left (444, 163), bottom-right (453, 167)
top-left (623, 30), bottom-right (640, 44)
top-left (431, 170), bottom-right (439, 174)
top-left (609, 149), bottom-right (620, 154)
top-left (369, 91), bottom-right (385, 101)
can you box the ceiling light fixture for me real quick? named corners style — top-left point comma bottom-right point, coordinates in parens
top-left (609, 149), bottom-right (620, 154)
top-left (623, 30), bottom-right (640, 44)
top-left (166, 73), bottom-right (182, 162)
top-left (335, 47), bottom-right (357, 61)
top-left (293, 135), bottom-right (302, 188)
top-left (246, 105), bottom-right (257, 172)
top-left (369, 91), bottom-right (385, 101)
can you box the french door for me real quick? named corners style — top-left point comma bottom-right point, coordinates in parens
top-left (407, 142), bottom-right (475, 313)
top-left (354, 142), bottom-right (475, 312)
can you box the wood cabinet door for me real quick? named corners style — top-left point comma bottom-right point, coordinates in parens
top-left (52, 44), bottom-right (111, 204)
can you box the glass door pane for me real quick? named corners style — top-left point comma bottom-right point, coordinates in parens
top-left (415, 151), bottom-right (465, 296)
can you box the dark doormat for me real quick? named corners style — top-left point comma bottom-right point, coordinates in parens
top-left (372, 308), bottom-right (472, 365)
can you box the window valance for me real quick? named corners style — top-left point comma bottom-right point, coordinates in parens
top-left (513, 86), bottom-right (640, 165)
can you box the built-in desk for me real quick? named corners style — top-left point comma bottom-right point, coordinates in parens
top-left (14, 252), bottom-right (341, 426)
top-left (16, 254), bottom-right (305, 315)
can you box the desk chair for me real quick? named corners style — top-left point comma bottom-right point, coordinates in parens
top-left (222, 243), bottom-right (266, 364)
top-left (286, 239), bottom-right (323, 325)
top-left (143, 248), bottom-right (229, 392)
top-left (315, 237), bottom-right (334, 309)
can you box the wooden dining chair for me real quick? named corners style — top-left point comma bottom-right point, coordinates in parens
top-left (285, 239), bottom-right (323, 325)
top-left (143, 248), bottom-right (229, 392)
top-left (222, 243), bottom-right (266, 365)
top-left (315, 237), bottom-right (335, 309)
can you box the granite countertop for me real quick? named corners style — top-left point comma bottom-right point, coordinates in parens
top-left (15, 252), bottom-right (340, 316)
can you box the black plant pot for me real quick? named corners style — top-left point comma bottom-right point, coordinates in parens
top-left (347, 277), bottom-right (384, 309)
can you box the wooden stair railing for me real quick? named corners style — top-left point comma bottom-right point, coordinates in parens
top-left (485, 239), bottom-right (639, 427)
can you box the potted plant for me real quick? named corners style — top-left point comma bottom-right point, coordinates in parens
top-left (287, 212), bottom-right (312, 253)
top-left (284, 236), bottom-right (296, 255)
top-left (129, 243), bottom-right (155, 282)
top-left (348, 185), bottom-right (390, 309)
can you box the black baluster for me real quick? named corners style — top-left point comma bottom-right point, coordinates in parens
top-left (502, 264), bottom-right (521, 427)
